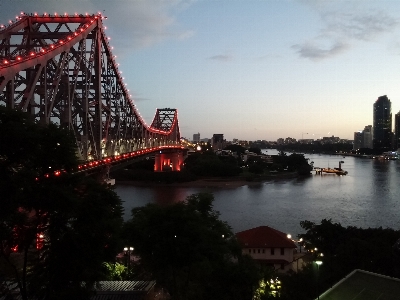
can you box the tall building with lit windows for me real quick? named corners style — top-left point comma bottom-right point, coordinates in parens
top-left (373, 95), bottom-right (392, 152)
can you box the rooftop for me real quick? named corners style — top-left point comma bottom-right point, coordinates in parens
top-left (235, 226), bottom-right (296, 248)
top-left (319, 269), bottom-right (400, 300)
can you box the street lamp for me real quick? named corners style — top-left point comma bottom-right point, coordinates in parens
top-left (315, 260), bottom-right (323, 300)
top-left (124, 246), bottom-right (134, 274)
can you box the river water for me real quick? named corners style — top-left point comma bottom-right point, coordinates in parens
top-left (115, 149), bottom-right (400, 237)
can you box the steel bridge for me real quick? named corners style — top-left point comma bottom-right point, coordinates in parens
top-left (0, 12), bottom-right (184, 174)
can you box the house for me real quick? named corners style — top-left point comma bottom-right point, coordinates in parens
top-left (236, 226), bottom-right (300, 272)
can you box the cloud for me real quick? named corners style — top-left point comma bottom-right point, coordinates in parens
top-left (208, 54), bottom-right (233, 62)
top-left (293, 2), bottom-right (399, 60)
top-left (0, 0), bottom-right (195, 53)
top-left (292, 41), bottom-right (348, 61)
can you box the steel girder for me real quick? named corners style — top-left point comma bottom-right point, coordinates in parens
top-left (0, 13), bottom-right (181, 162)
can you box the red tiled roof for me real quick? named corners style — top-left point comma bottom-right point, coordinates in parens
top-left (235, 226), bottom-right (296, 248)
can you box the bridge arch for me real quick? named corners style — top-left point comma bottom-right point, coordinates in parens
top-left (0, 13), bottom-right (181, 163)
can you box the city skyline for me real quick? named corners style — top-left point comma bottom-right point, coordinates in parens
top-left (2, 1), bottom-right (400, 140)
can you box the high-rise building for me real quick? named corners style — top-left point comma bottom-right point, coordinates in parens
top-left (212, 134), bottom-right (224, 149)
top-left (193, 132), bottom-right (200, 143)
top-left (353, 125), bottom-right (373, 150)
top-left (353, 131), bottom-right (363, 150)
top-left (363, 125), bottom-right (373, 149)
top-left (373, 95), bottom-right (392, 152)
top-left (395, 111), bottom-right (400, 151)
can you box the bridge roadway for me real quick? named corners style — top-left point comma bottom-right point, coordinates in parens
top-left (38, 145), bottom-right (186, 181)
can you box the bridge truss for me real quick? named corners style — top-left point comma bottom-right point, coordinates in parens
top-left (0, 12), bottom-right (181, 164)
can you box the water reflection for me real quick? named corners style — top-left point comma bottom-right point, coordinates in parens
top-left (115, 152), bottom-right (400, 236)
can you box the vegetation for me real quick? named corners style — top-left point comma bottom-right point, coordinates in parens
top-left (276, 141), bottom-right (353, 154)
top-left (270, 219), bottom-right (400, 300)
top-left (0, 107), bottom-right (124, 300)
top-left (272, 152), bottom-right (312, 175)
top-left (122, 193), bottom-right (261, 300)
top-left (182, 151), bottom-right (242, 177)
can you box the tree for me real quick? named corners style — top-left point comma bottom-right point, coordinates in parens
top-left (248, 147), bottom-right (261, 155)
top-left (122, 193), bottom-right (261, 300)
top-left (184, 152), bottom-right (241, 177)
top-left (298, 219), bottom-right (400, 290)
top-left (0, 107), bottom-right (124, 300)
top-left (224, 144), bottom-right (246, 155)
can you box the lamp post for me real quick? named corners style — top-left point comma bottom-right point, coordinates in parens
top-left (124, 246), bottom-right (134, 274)
top-left (315, 260), bottom-right (323, 300)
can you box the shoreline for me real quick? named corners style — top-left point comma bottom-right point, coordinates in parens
top-left (115, 172), bottom-right (299, 189)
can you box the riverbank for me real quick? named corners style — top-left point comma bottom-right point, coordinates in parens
top-left (115, 172), bottom-right (299, 188)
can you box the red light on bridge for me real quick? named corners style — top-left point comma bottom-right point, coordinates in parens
top-left (54, 171), bottom-right (60, 176)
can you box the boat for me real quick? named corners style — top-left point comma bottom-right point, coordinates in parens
top-left (322, 161), bottom-right (348, 175)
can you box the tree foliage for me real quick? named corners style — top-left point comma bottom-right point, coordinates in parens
top-left (272, 152), bottom-right (312, 175)
top-left (184, 152), bottom-right (241, 177)
top-left (123, 193), bottom-right (260, 300)
top-left (0, 107), bottom-right (123, 300)
top-left (298, 219), bottom-right (400, 292)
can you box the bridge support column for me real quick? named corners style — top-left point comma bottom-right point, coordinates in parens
top-left (154, 151), bottom-right (184, 172)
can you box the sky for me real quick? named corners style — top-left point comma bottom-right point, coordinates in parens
top-left (1, 0), bottom-right (400, 141)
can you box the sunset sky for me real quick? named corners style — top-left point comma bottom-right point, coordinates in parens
top-left (2, 0), bottom-right (400, 141)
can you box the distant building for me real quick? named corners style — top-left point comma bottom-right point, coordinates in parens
top-left (353, 131), bottom-right (363, 150)
top-left (395, 111), bottom-right (400, 150)
top-left (321, 136), bottom-right (340, 144)
top-left (299, 139), bottom-right (313, 144)
top-left (212, 134), bottom-right (224, 149)
top-left (193, 132), bottom-right (200, 143)
top-left (363, 125), bottom-right (373, 149)
top-left (353, 125), bottom-right (373, 150)
top-left (236, 226), bottom-right (303, 273)
top-left (373, 95), bottom-right (392, 152)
